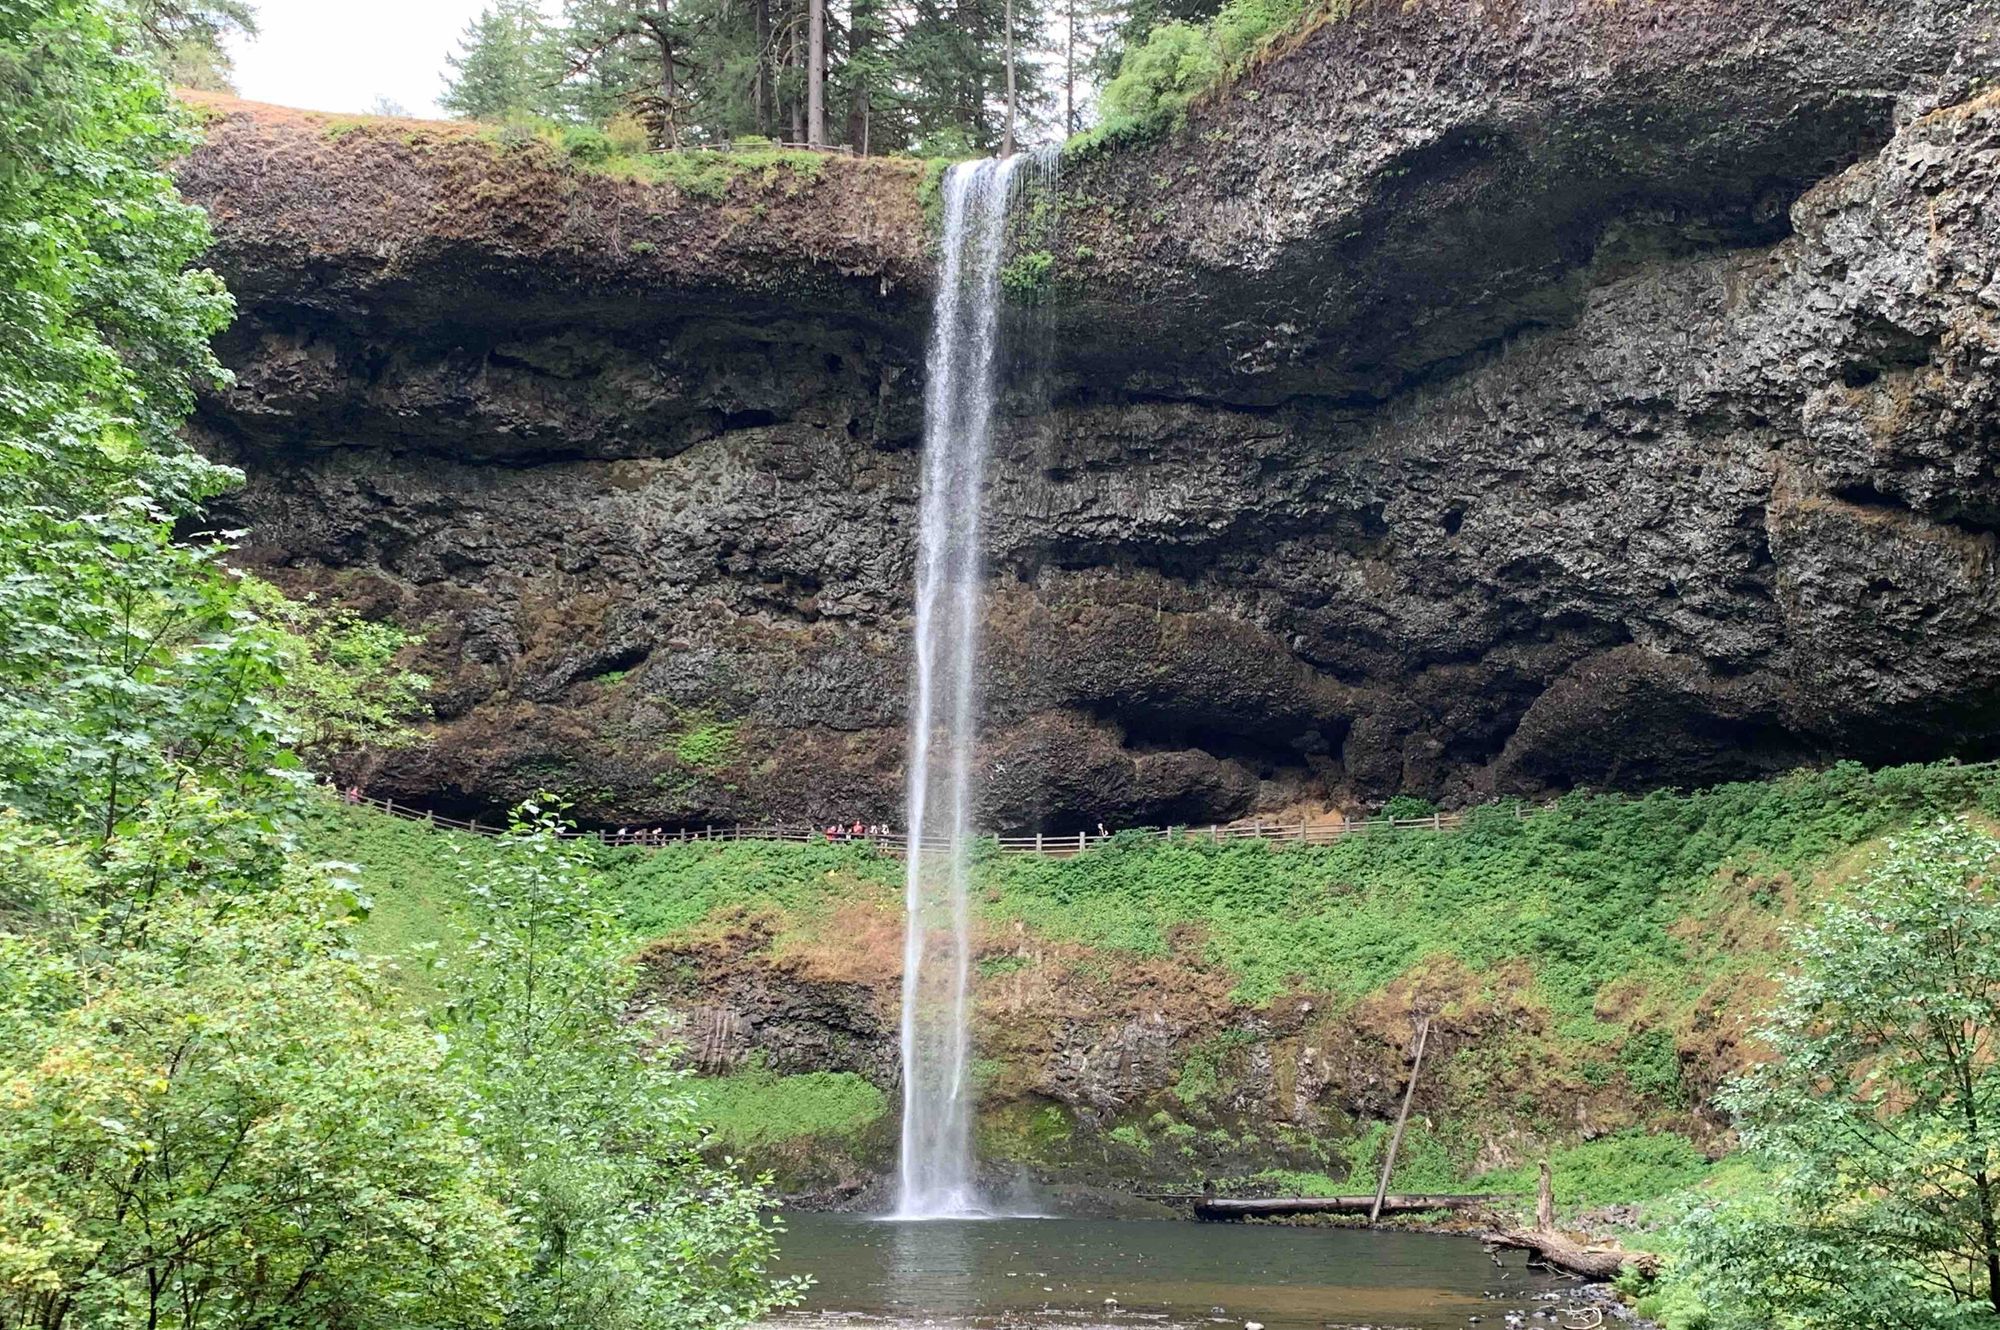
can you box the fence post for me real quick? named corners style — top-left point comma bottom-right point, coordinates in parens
top-left (1078, 830), bottom-right (1086, 852)
top-left (426, 809), bottom-right (434, 826)
top-left (1035, 831), bottom-right (1043, 853)
top-left (1433, 812), bottom-right (1442, 830)
top-left (468, 817), bottom-right (478, 834)
top-left (1211, 824), bottom-right (1219, 844)
top-left (384, 797), bottom-right (394, 816)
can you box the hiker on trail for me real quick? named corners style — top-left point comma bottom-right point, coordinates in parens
top-left (1097, 821), bottom-right (1107, 838)
top-left (851, 820), bottom-right (865, 838)
top-left (345, 785), bottom-right (361, 805)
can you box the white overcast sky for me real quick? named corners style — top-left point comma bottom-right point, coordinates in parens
top-left (226, 0), bottom-right (520, 117)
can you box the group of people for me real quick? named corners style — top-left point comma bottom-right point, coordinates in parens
top-left (822, 821), bottom-right (893, 842)
top-left (609, 826), bottom-right (684, 846)
top-left (601, 822), bottom-right (898, 846)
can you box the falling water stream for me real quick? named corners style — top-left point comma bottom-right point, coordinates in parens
top-left (896, 154), bottom-right (1024, 1219)
top-left (787, 151), bottom-right (1601, 1326)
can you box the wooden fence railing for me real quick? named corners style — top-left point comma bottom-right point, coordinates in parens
top-left (659, 138), bottom-right (855, 156)
top-left (331, 789), bottom-right (1534, 857)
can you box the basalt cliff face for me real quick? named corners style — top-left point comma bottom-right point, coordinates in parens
top-left (183, 0), bottom-right (2000, 828)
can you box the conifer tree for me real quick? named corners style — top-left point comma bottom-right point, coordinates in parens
top-left (441, 0), bottom-right (565, 122)
top-left (558, 0), bottom-right (706, 146)
top-left (129, 0), bottom-right (257, 91)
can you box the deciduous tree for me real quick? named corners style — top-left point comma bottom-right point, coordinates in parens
top-left (1678, 818), bottom-right (2000, 1327)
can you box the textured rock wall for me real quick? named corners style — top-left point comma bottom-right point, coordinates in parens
top-left (182, 3), bottom-right (2000, 828)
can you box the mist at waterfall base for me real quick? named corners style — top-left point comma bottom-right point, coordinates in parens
top-left (894, 153), bottom-right (1025, 1221)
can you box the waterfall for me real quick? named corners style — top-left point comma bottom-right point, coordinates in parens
top-left (895, 154), bottom-right (1024, 1220)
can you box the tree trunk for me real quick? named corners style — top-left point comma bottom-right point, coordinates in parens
top-left (1001, 0), bottom-right (1017, 155)
top-left (846, 0), bottom-right (872, 152)
top-left (1064, 0), bottom-right (1076, 136)
top-left (807, 0), bottom-right (826, 146)
top-left (1484, 1229), bottom-right (1660, 1281)
top-left (789, 11), bottom-right (803, 143)
top-left (754, 0), bottom-right (773, 135)
top-left (1535, 1159), bottom-right (1556, 1232)
top-left (1370, 1013), bottom-right (1431, 1223)
top-left (1193, 1194), bottom-right (1487, 1221)
top-left (961, 0), bottom-right (987, 149)
top-left (659, 38), bottom-right (681, 147)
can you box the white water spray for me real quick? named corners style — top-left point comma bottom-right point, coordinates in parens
top-left (895, 155), bottom-right (1024, 1219)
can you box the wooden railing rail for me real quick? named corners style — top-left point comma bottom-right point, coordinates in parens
top-left (655, 138), bottom-right (855, 156)
top-left (329, 788), bottom-right (1537, 857)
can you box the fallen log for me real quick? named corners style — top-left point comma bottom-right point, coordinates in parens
top-left (1192, 1194), bottom-right (1488, 1221)
top-left (1483, 1228), bottom-right (1660, 1281)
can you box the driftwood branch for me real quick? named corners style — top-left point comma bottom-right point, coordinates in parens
top-left (1193, 1194), bottom-right (1486, 1220)
top-left (1370, 1010), bottom-right (1431, 1223)
top-left (1483, 1228), bottom-right (1660, 1281)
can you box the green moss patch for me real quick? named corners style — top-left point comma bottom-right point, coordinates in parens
top-left (687, 1067), bottom-right (888, 1151)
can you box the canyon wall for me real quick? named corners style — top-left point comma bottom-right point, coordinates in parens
top-left (182, 0), bottom-right (2000, 828)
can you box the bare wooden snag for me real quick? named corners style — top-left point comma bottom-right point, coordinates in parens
top-left (1369, 1010), bottom-right (1431, 1223)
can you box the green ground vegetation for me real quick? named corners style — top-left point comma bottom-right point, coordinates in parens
top-left (305, 760), bottom-right (2000, 1200)
top-left (301, 755), bottom-right (2000, 1326)
top-left (974, 761), bottom-right (2000, 1014)
top-left (688, 1066), bottom-right (890, 1152)
top-left (482, 116), bottom-right (831, 198)
top-left (579, 759), bottom-right (2000, 1030)
top-left (1071, 0), bottom-right (1351, 156)
top-left (1232, 1129), bottom-right (1730, 1213)
top-left (0, 7), bottom-right (799, 1323)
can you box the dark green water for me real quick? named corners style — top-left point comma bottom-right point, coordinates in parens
top-left (765, 1215), bottom-right (1578, 1328)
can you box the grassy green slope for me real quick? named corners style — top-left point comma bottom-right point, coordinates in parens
top-left (302, 760), bottom-right (2000, 1211)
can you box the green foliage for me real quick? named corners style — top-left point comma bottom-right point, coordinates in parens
top-left (0, 0), bottom-right (235, 515)
top-left (1096, 20), bottom-right (1219, 126)
top-left (238, 576), bottom-right (433, 755)
top-left (1107, 1124), bottom-right (1153, 1155)
top-left (297, 800), bottom-right (498, 997)
top-left (557, 121), bottom-right (616, 162)
top-left (1619, 1028), bottom-right (1687, 1106)
top-left (1337, 1119), bottom-right (1463, 1194)
top-left (1382, 794), bottom-right (1439, 820)
top-left (0, 0), bottom-right (286, 872)
top-left (443, 0), bottom-right (1047, 156)
top-left (1071, 0), bottom-right (1320, 155)
top-left (977, 762), bottom-right (2000, 1008)
top-left (1242, 1168), bottom-right (1346, 1197)
top-left (1670, 817), bottom-right (2000, 1328)
top-left (620, 145), bottom-right (827, 198)
top-left (686, 1067), bottom-right (888, 1151)
top-left (604, 838), bottom-right (898, 939)
top-left (1172, 1029), bottom-right (1257, 1108)
top-left (672, 715), bottom-right (741, 771)
top-left (129, 0), bottom-right (258, 92)
top-left (917, 156), bottom-right (956, 231)
top-left (1469, 1132), bottom-right (1714, 1210)
top-left (0, 857), bottom-right (518, 1329)
top-left (1000, 248), bottom-right (1056, 301)
top-left (442, 0), bottom-right (568, 122)
top-left (439, 800), bottom-right (804, 1329)
top-left (0, 10), bottom-right (807, 1327)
